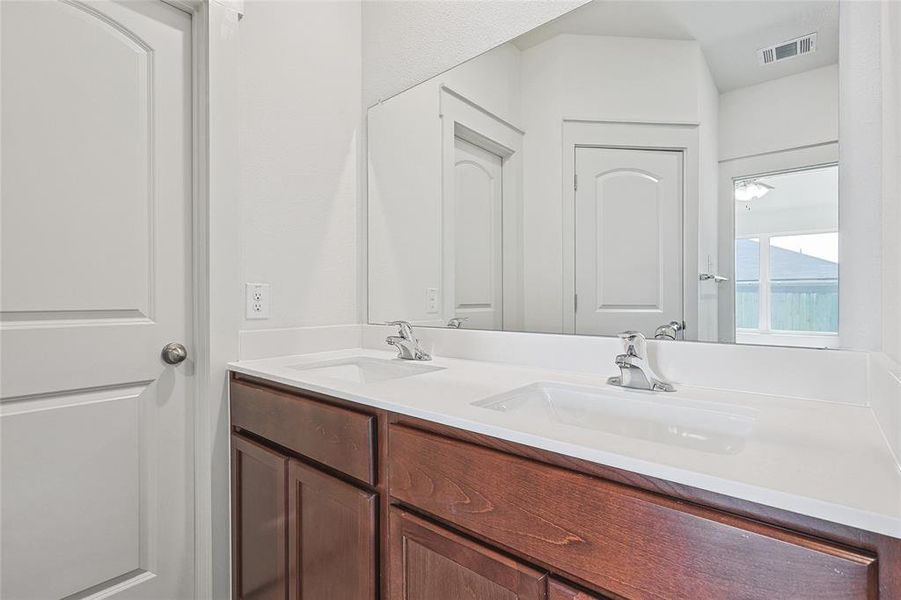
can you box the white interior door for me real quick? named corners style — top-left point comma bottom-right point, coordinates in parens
top-left (447, 137), bottom-right (503, 330)
top-left (574, 147), bottom-right (683, 337)
top-left (1, 1), bottom-right (194, 598)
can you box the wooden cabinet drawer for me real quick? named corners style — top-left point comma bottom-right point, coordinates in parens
top-left (388, 425), bottom-right (877, 600)
top-left (231, 379), bottom-right (376, 484)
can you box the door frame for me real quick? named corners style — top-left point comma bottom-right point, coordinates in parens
top-left (716, 142), bottom-right (840, 344)
top-left (160, 2), bottom-right (243, 598)
top-left (562, 120), bottom-right (700, 337)
top-left (439, 85), bottom-right (525, 331)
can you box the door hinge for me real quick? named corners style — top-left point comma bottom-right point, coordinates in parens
top-left (574, 173), bottom-right (578, 191)
top-left (574, 294), bottom-right (578, 312)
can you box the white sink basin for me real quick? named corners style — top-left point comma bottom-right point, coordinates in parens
top-left (288, 357), bottom-right (444, 384)
top-left (473, 382), bottom-right (757, 454)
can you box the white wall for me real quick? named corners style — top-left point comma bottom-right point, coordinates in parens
top-left (840, 3), bottom-right (883, 351)
top-left (519, 35), bottom-right (716, 333)
top-left (361, 0), bottom-right (589, 106)
top-left (239, 0), bottom-right (361, 331)
top-left (718, 64), bottom-right (839, 161)
top-left (882, 1), bottom-right (901, 364)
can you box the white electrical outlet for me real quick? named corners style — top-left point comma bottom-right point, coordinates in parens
top-left (426, 287), bottom-right (438, 313)
top-left (245, 283), bottom-right (270, 319)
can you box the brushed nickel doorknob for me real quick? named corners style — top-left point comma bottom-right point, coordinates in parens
top-left (161, 342), bottom-right (188, 365)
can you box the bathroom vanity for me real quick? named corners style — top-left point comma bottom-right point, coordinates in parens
top-left (228, 349), bottom-right (901, 600)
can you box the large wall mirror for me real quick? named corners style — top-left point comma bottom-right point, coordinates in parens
top-left (367, 0), bottom-right (872, 349)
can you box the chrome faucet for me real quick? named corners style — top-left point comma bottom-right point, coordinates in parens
top-left (385, 321), bottom-right (431, 361)
top-left (607, 331), bottom-right (675, 392)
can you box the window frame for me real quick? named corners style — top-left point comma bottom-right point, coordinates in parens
top-left (735, 228), bottom-right (840, 348)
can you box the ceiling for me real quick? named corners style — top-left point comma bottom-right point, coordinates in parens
top-left (513, 0), bottom-right (839, 92)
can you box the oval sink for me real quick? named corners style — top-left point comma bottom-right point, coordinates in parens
top-left (473, 382), bottom-right (758, 455)
top-left (289, 356), bottom-right (444, 384)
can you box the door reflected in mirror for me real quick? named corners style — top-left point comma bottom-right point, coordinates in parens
top-left (366, 0), bottom-right (875, 350)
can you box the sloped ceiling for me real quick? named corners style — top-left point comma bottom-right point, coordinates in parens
top-left (513, 0), bottom-right (839, 92)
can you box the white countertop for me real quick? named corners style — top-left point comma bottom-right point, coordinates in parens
top-left (230, 348), bottom-right (901, 539)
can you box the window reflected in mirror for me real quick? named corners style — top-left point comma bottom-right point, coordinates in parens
top-left (733, 165), bottom-right (839, 347)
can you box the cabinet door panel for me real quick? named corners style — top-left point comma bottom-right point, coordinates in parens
top-left (232, 435), bottom-right (288, 600)
top-left (288, 460), bottom-right (376, 599)
top-left (389, 508), bottom-right (546, 600)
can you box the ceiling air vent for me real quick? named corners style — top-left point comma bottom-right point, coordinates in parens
top-left (757, 33), bottom-right (817, 65)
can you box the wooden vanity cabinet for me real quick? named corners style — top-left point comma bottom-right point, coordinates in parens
top-left (231, 377), bottom-right (380, 600)
top-left (231, 374), bottom-right (900, 600)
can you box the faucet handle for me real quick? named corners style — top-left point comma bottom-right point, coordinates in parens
top-left (616, 330), bottom-right (647, 358)
top-left (385, 320), bottom-right (414, 338)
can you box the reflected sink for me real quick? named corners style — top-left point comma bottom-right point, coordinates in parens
top-left (473, 382), bottom-right (757, 455)
top-left (289, 357), bottom-right (444, 384)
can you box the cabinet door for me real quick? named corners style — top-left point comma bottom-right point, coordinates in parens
top-left (232, 435), bottom-right (288, 600)
top-left (549, 579), bottom-right (606, 600)
top-left (288, 460), bottom-right (376, 599)
top-left (388, 508), bottom-right (546, 600)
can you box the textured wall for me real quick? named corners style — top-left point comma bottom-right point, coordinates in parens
top-left (240, 0), bottom-right (362, 330)
top-left (362, 0), bottom-right (589, 106)
top-left (882, 1), bottom-right (901, 363)
top-left (718, 65), bottom-right (839, 161)
top-left (839, 2), bottom-right (883, 351)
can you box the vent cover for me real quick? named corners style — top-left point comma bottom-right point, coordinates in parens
top-left (757, 33), bottom-right (817, 65)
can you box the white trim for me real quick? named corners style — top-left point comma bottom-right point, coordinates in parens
top-left (184, 2), bottom-right (213, 599)
top-left (758, 234), bottom-right (771, 333)
top-left (172, 1), bottom-right (242, 597)
top-left (736, 331), bottom-right (841, 349)
top-left (717, 143), bottom-right (839, 343)
top-left (163, 0), bottom-right (243, 18)
top-left (561, 120), bottom-right (700, 338)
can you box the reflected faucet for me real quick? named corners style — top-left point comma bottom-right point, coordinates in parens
top-left (607, 331), bottom-right (675, 392)
top-left (446, 317), bottom-right (468, 329)
top-left (385, 320), bottom-right (431, 361)
top-left (654, 320), bottom-right (685, 341)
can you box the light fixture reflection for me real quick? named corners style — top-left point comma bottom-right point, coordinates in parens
top-left (734, 179), bottom-right (774, 202)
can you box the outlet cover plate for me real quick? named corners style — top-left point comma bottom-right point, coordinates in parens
top-left (245, 283), bottom-right (270, 319)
